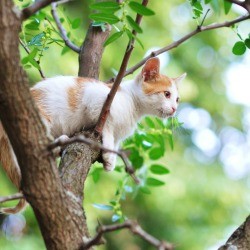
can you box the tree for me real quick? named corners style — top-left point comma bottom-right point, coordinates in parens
top-left (0, 0), bottom-right (249, 249)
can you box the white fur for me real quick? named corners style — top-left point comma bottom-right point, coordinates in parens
top-left (32, 65), bottom-right (185, 171)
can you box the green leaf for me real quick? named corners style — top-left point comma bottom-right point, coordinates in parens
top-left (125, 29), bottom-right (133, 40)
top-left (72, 18), bottom-right (81, 29)
top-left (29, 48), bottom-right (38, 58)
top-left (89, 13), bottom-right (120, 24)
top-left (224, 0), bottom-right (232, 14)
top-left (168, 134), bottom-right (174, 150)
top-left (193, 1), bottom-right (203, 11)
top-left (150, 164), bottom-right (170, 175)
top-left (91, 168), bottom-right (102, 183)
top-left (146, 177), bottom-right (165, 186)
top-left (133, 34), bottom-right (144, 49)
top-left (93, 203), bottom-right (113, 211)
top-left (245, 38), bottom-right (250, 49)
top-left (129, 1), bottom-right (155, 16)
top-left (61, 46), bottom-right (71, 55)
top-left (104, 31), bottom-right (123, 46)
top-left (21, 56), bottom-right (29, 64)
top-left (28, 32), bottom-right (45, 46)
top-left (139, 186), bottom-right (151, 194)
top-left (129, 149), bottom-right (144, 169)
top-left (29, 59), bottom-right (40, 70)
top-left (90, 1), bottom-right (120, 13)
top-left (126, 15), bottom-right (143, 33)
top-left (144, 117), bottom-right (155, 128)
top-left (232, 41), bottom-right (246, 55)
top-left (25, 21), bottom-right (40, 30)
top-left (149, 147), bottom-right (164, 160)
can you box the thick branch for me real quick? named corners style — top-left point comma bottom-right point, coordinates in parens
top-left (0, 1), bottom-right (89, 249)
top-left (81, 220), bottom-right (173, 250)
top-left (122, 14), bottom-right (250, 78)
top-left (51, 2), bottom-right (81, 53)
top-left (78, 24), bottom-right (111, 78)
top-left (219, 215), bottom-right (250, 250)
top-left (49, 134), bottom-right (139, 183)
top-left (95, 0), bottom-right (148, 134)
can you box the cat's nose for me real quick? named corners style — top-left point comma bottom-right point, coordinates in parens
top-left (171, 107), bottom-right (176, 113)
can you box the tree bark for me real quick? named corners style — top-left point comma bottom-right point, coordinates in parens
top-left (218, 215), bottom-right (250, 250)
top-left (0, 1), bottom-right (88, 249)
top-left (78, 24), bottom-right (111, 78)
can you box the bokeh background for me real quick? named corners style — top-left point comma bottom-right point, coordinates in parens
top-left (0, 0), bottom-right (249, 249)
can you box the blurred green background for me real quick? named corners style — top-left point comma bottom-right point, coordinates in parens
top-left (0, 0), bottom-right (250, 249)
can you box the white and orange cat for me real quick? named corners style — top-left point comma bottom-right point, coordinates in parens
top-left (0, 57), bottom-right (185, 213)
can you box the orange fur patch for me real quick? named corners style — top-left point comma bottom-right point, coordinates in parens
top-left (142, 74), bottom-right (172, 95)
top-left (31, 88), bottom-right (51, 122)
top-left (67, 77), bottom-right (95, 111)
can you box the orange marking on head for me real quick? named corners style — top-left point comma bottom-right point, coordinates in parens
top-left (31, 88), bottom-right (51, 122)
top-left (142, 74), bottom-right (173, 95)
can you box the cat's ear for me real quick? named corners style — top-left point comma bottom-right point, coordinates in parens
top-left (141, 57), bottom-right (160, 82)
top-left (173, 73), bottom-right (186, 86)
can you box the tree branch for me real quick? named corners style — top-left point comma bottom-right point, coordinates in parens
top-left (120, 14), bottom-right (250, 79)
top-left (81, 220), bottom-right (173, 250)
top-left (48, 134), bottom-right (140, 184)
top-left (218, 215), bottom-right (250, 249)
top-left (51, 2), bottom-right (81, 53)
top-left (78, 24), bottom-right (111, 78)
top-left (95, 0), bottom-right (149, 134)
top-left (19, 38), bottom-right (46, 79)
top-left (0, 193), bottom-right (23, 204)
top-left (1, 0), bottom-right (90, 248)
top-left (22, 0), bottom-right (58, 20)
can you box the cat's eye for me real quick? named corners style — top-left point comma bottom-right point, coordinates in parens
top-left (176, 97), bottom-right (180, 103)
top-left (164, 91), bottom-right (171, 98)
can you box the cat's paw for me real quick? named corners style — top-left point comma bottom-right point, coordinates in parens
top-left (55, 135), bottom-right (70, 144)
top-left (102, 153), bottom-right (116, 171)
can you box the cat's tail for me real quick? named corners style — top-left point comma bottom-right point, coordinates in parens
top-left (0, 198), bottom-right (27, 214)
top-left (0, 122), bottom-right (27, 214)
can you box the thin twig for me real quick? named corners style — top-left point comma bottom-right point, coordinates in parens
top-left (115, 14), bottom-right (250, 79)
top-left (48, 135), bottom-right (140, 184)
top-left (0, 193), bottom-right (23, 203)
top-left (81, 220), bottom-right (173, 250)
top-left (51, 2), bottom-right (81, 53)
top-left (19, 38), bottom-right (46, 79)
top-left (22, 0), bottom-right (57, 20)
top-left (94, 0), bottom-right (149, 134)
top-left (199, 9), bottom-right (210, 28)
top-left (21, 0), bottom-right (73, 20)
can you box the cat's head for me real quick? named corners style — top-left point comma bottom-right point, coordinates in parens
top-left (137, 57), bottom-right (186, 118)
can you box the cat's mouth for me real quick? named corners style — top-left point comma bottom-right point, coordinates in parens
top-left (157, 108), bottom-right (174, 118)
top-left (158, 108), bottom-right (175, 118)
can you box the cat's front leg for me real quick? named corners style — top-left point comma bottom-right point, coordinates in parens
top-left (102, 130), bottom-right (117, 171)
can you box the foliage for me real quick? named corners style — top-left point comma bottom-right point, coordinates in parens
top-left (0, 0), bottom-right (250, 249)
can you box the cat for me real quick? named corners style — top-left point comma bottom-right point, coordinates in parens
top-left (0, 57), bottom-right (186, 213)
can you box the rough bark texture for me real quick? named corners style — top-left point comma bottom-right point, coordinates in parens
top-left (59, 22), bottom-right (111, 238)
top-left (59, 132), bottom-right (100, 197)
top-left (0, 1), bottom-right (88, 249)
top-left (218, 216), bottom-right (250, 250)
top-left (78, 24), bottom-right (111, 78)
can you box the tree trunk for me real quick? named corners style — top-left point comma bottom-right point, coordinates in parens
top-left (0, 1), bottom-right (89, 249)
